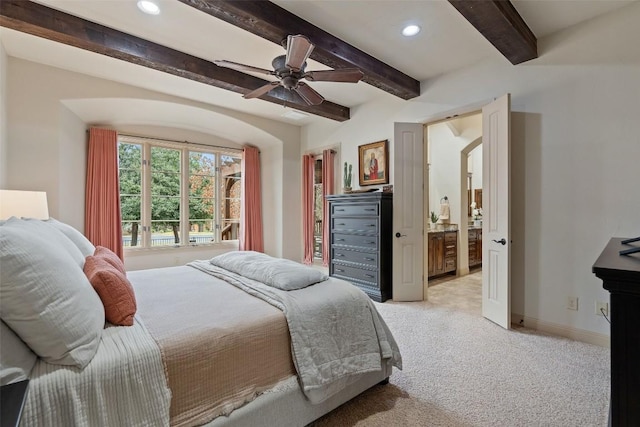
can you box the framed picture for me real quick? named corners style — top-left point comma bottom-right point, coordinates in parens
top-left (358, 140), bottom-right (389, 186)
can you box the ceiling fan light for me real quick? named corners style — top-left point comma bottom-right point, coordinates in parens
top-left (402, 25), bottom-right (421, 37)
top-left (137, 0), bottom-right (160, 15)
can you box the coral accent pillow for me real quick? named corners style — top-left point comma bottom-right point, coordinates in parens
top-left (94, 245), bottom-right (126, 275)
top-left (84, 256), bottom-right (137, 326)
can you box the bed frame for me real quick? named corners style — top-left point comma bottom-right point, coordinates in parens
top-left (208, 361), bottom-right (392, 426)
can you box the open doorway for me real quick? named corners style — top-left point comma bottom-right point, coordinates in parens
top-left (425, 113), bottom-right (483, 311)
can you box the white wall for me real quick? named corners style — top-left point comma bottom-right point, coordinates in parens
top-left (4, 58), bottom-right (304, 268)
top-left (301, 2), bottom-right (640, 338)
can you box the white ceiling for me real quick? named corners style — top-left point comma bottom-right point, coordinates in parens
top-left (1, 0), bottom-right (635, 127)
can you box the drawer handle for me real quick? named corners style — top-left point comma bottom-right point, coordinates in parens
top-left (336, 238), bottom-right (345, 242)
top-left (364, 274), bottom-right (374, 278)
top-left (336, 269), bottom-right (345, 273)
top-left (338, 223), bottom-right (346, 226)
top-left (336, 208), bottom-right (345, 211)
top-left (336, 253), bottom-right (345, 257)
top-left (364, 208), bottom-right (375, 211)
top-left (367, 241), bottom-right (376, 244)
top-left (368, 224), bottom-right (376, 227)
top-left (364, 257), bottom-right (374, 261)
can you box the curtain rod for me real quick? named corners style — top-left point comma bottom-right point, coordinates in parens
top-left (88, 129), bottom-right (244, 153)
top-left (118, 132), bottom-right (244, 153)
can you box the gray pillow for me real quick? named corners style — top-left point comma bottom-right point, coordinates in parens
top-left (0, 217), bottom-right (104, 368)
top-left (0, 320), bottom-right (37, 385)
top-left (20, 217), bottom-right (86, 268)
top-left (46, 217), bottom-right (96, 258)
top-left (210, 250), bottom-right (329, 291)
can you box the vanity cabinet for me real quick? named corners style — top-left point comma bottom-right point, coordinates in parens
top-left (468, 228), bottom-right (483, 268)
top-left (327, 193), bottom-right (392, 302)
top-left (428, 230), bottom-right (457, 278)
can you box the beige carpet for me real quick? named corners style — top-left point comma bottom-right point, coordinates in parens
top-left (310, 272), bottom-right (610, 427)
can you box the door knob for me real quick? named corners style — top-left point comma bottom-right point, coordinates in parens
top-left (395, 232), bottom-right (407, 238)
top-left (492, 238), bottom-right (507, 245)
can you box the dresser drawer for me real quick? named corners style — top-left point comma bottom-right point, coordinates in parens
top-left (445, 244), bottom-right (456, 257)
top-left (445, 231), bottom-right (457, 243)
top-left (333, 233), bottom-right (378, 249)
top-left (332, 263), bottom-right (378, 285)
top-left (444, 257), bottom-right (456, 272)
top-left (332, 217), bottom-right (378, 233)
top-left (332, 248), bottom-right (378, 267)
top-left (331, 203), bottom-right (378, 217)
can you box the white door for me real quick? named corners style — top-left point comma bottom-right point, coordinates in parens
top-left (481, 94), bottom-right (511, 329)
top-left (392, 122), bottom-right (424, 301)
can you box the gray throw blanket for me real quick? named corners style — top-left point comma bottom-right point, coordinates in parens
top-left (188, 258), bottom-right (402, 404)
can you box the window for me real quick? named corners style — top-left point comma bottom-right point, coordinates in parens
top-left (118, 136), bottom-right (241, 248)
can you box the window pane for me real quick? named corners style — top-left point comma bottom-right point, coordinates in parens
top-left (189, 151), bottom-right (216, 243)
top-left (122, 221), bottom-right (141, 248)
top-left (189, 152), bottom-right (215, 175)
top-left (118, 143), bottom-right (142, 247)
top-left (152, 171), bottom-right (180, 196)
top-left (220, 154), bottom-right (242, 241)
top-left (188, 219), bottom-right (215, 245)
top-left (151, 147), bottom-right (180, 172)
top-left (150, 221), bottom-right (181, 247)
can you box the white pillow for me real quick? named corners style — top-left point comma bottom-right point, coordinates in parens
top-left (21, 217), bottom-right (87, 266)
top-left (0, 320), bottom-right (37, 385)
top-left (0, 217), bottom-right (104, 368)
top-left (46, 217), bottom-right (96, 258)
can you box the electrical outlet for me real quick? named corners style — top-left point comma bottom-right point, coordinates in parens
top-left (595, 301), bottom-right (609, 317)
top-left (567, 296), bottom-right (579, 311)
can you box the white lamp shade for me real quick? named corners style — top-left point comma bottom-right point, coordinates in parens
top-left (0, 190), bottom-right (50, 220)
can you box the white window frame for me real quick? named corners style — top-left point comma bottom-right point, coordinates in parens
top-left (118, 135), bottom-right (242, 251)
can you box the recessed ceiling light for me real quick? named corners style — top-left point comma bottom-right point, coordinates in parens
top-left (402, 25), bottom-right (421, 37)
top-left (137, 0), bottom-right (160, 15)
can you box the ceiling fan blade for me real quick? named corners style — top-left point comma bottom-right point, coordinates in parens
top-left (214, 60), bottom-right (273, 76)
top-left (286, 35), bottom-right (314, 72)
top-left (304, 68), bottom-right (364, 83)
top-left (295, 82), bottom-right (324, 105)
top-left (244, 81), bottom-right (281, 99)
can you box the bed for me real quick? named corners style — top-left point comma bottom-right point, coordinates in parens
top-left (0, 217), bottom-right (402, 427)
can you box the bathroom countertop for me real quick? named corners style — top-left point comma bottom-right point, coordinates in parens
top-left (427, 225), bottom-right (459, 233)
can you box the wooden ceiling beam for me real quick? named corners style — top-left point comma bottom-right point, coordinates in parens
top-left (178, 0), bottom-right (421, 100)
top-left (0, 0), bottom-right (351, 121)
top-left (448, 0), bottom-right (537, 64)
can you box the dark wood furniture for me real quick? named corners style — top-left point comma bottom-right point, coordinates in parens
top-left (592, 238), bottom-right (640, 426)
top-left (327, 193), bottom-right (392, 302)
top-left (468, 227), bottom-right (483, 268)
top-left (428, 230), bottom-right (457, 279)
top-left (0, 379), bottom-right (29, 427)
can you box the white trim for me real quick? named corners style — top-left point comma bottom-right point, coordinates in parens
top-left (511, 313), bottom-right (610, 348)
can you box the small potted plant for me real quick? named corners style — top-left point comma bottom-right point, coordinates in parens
top-left (430, 211), bottom-right (439, 229)
top-left (343, 162), bottom-right (353, 193)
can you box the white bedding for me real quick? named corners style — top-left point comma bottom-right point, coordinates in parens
top-left (188, 259), bottom-right (402, 404)
top-left (22, 317), bottom-right (171, 427)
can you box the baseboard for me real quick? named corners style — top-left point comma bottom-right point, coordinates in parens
top-left (511, 313), bottom-right (610, 348)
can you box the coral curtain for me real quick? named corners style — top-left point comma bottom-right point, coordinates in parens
top-left (302, 154), bottom-right (315, 265)
top-left (85, 127), bottom-right (123, 260)
top-left (321, 150), bottom-right (335, 267)
top-left (239, 146), bottom-right (264, 252)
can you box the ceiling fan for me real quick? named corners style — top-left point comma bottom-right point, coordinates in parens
top-left (214, 35), bottom-right (364, 106)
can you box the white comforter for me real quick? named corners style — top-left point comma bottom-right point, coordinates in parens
top-left (188, 258), bottom-right (402, 404)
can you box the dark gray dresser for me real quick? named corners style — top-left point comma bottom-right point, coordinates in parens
top-left (326, 192), bottom-right (392, 302)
